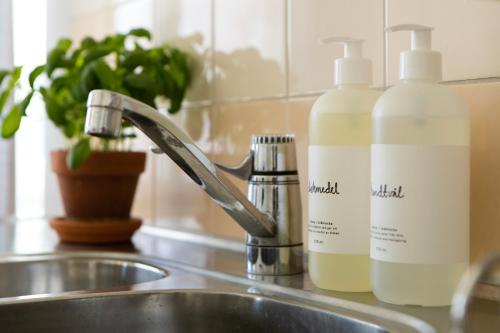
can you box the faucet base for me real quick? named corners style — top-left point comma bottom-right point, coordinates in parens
top-left (246, 244), bottom-right (303, 275)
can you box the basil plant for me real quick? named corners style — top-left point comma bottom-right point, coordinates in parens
top-left (0, 28), bottom-right (191, 169)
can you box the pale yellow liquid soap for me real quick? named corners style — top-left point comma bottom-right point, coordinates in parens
top-left (308, 85), bottom-right (380, 291)
top-left (370, 27), bottom-right (470, 306)
top-left (371, 80), bottom-right (470, 305)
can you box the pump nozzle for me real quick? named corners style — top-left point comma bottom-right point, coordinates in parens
top-left (318, 36), bottom-right (372, 86)
top-left (386, 24), bottom-right (441, 81)
top-left (387, 24), bottom-right (433, 50)
top-left (319, 37), bottom-right (364, 58)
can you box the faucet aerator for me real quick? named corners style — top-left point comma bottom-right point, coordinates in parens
top-left (85, 106), bottom-right (123, 138)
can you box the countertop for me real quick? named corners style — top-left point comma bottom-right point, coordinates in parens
top-left (0, 219), bottom-right (454, 332)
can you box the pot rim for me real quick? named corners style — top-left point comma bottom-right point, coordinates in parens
top-left (51, 150), bottom-right (147, 176)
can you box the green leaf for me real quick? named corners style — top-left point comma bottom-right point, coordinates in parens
top-left (62, 121), bottom-right (76, 138)
top-left (80, 63), bottom-right (99, 95)
top-left (80, 37), bottom-right (97, 49)
top-left (169, 63), bottom-right (188, 88)
top-left (0, 28), bottom-right (190, 147)
top-left (10, 66), bottom-right (22, 83)
top-left (128, 28), bottom-right (151, 40)
top-left (29, 65), bottom-right (46, 88)
top-left (104, 34), bottom-right (125, 49)
top-left (0, 70), bottom-right (9, 87)
top-left (67, 138), bottom-right (91, 170)
top-left (70, 49), bottom-right (85, 68)
top-left (42, 92), bottom-right (65, 126)
top-left (57, 38), bottom-right (72, 52)
top-left (170, 49), bottom-right (191, 86)
top-left (125, 72), bottom-right (156, 91)
top-left (83, 46), bottom-right (114, 65)
top-left (121, 49), bottom-right (150, 70)
top-left (93, 60), bottom-right (116, 89)
top-left (46, 48), bottom-right (67, 76)
top-left (148, 48), bottom-right (168, 64)
top-left (0, 91), bottom-right (11, 116)
top-left (45, 38), bottom-right (73, 75)
top-left (50, 76), bottom-right (69, 92)
top-left (124, 72), bottom-right (157, 106)
top-left (19, 92), bottom-right (34, 116)
top-left (0, 67), bottom-right (22, 116)
top-left (69, 80), bottom-right (85, 102)
top-left (1, 104), bottom-right (22, 138)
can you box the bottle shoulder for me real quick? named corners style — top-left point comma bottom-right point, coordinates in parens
top-left (373, 82), bottom-right (469, 118)
top-left (311, 88), bottom-right (381, 114)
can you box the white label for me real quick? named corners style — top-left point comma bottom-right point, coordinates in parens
top-left (371, 144), bottom-right (469, 264)
top-left (308, 146), bottom-right (370, 255)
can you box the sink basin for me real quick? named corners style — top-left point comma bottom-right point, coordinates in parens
top-left (0, 291), bottom-right (388, 333)
top-left (0, 254), bottom-right (168, 298)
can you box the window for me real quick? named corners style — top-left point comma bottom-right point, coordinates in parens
top-left (12, 0), bottom-right (47, 219)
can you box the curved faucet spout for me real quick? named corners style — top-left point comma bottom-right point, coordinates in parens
top-left (85, 89), bottom-right (276, 237)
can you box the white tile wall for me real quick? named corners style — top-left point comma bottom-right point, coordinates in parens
top-left (71, 0), bottom-right (114, 16)
top-left (114, 0), bottom-right (154, 33)
top-left (386, 0), bottom-right (500, 84)
top-left (47, 0), bottom-right (500, 239)
top-left (288, 0), bottom-right (385, 92)
top-left (130, 132), bottom-right (154, 220)
top-left (153, 0), bottom-right (213, 102)
top-left (67, 0), bottom-right (500, 101)
top-left (213, 0), bottom-right (287, 100)
top-left (70, 5), bottom-right (114, 43)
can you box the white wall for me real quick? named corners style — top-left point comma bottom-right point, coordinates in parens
top-left (0, 0), bottom-right (15, 219)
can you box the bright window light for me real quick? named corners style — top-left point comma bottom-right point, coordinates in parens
top-left (12, 0), bottom-right (47, 219)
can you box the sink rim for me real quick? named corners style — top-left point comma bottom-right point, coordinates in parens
top-left (0, 288), bottom-right (389, 332)
top-left (0, 252), bottom-right (170, 301)
top-left (0, 252), bottom-right (168, 276)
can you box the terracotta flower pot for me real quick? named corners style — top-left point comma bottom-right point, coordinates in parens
top-left (51, 150), bottom-right (146, 219)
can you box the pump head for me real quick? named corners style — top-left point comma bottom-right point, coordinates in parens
top-left (387, 24), bottom-right (442, 81)
top-left (319, 36), bottom-right (372, 86)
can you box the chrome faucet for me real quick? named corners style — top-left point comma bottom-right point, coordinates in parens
top-left (451, 252), bottom-right (500, 333)
top-left (85, 90), bottom-right (303, 275)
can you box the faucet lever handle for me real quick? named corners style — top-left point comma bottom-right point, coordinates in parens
top-left (215, 154), bottom-right (252, 180)
top-left (216, 134), bottom-right (298, 180)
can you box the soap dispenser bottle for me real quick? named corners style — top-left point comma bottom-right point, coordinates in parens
top-left (308, 37), bottom-right (380, 292)
top-left (371, 25), bottom-right (470, 306)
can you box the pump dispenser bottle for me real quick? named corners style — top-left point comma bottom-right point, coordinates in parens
top-left (371, 25), bottom-right (470, 306)
top-left (308, 37), bottom-right (380, 291)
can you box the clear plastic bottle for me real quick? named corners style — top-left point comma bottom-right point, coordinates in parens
top-left (308, 38), bottom-right (380, 291)
top-left (371, 25), bottom-right (470, 306)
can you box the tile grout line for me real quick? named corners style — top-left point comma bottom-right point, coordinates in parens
top-left (209, 0), bottom-right (217, 107)
top-left (150, 0), bottom-right (160, 224)
top-left (180, 76), bottom-right (500, 111)
top-left (150, 153), bottom-right (157, 224)
top-left (383, 0), bottom-right (388, 87)
top-left (284, 0), bottom-right (292, 131)
top-left (284, 0), bottom-right (290, 99)
top-left (208, 0), bottom-right (217, 233)
top-left (178, 0), bottom-right (500, 112)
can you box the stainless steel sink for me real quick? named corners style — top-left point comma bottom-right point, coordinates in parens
top-left (0, 254), bottom-right (168, 298)
top-left (0, 290), bottom-right (388, 333)
top-left (0, 252), bottom-right (442, 333)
